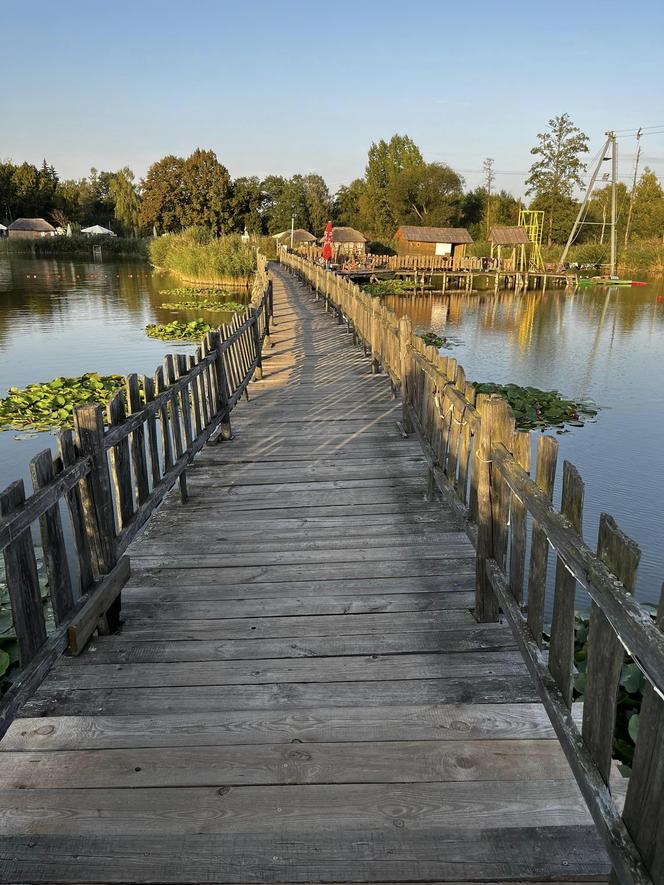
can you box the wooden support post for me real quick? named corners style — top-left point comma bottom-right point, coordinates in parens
top-left (582, 513), bottom-right (640, 784)
top-left (398, 315), bottom-right (413, 433)
top-left (106, 391), bottom-right (133, 531)
top-left (29, 449), bottom-right (75, 624)
top-left (526, 435), bottom-right (558, 645)
top-left (73, 403), bottom-right (117, 577)
top-left (549, 461), bottom-right (585, 707)
top-left (163, 355), bottom-right (188, 504)
top-left (370, 298), bottom-right (380, 373)
top-left (475, 394), bottom-right (505, 622)
top-left (508, 431), bottom-right (531, 605)
top-left (250, 308), bottom-right (263, 380)
top-left (209, 329), bottom-right (233, 441)
top-left (126, 374), bottom-right (150, 507)
top-left (141, 375), bottom-right (162, 487)
top-left (56, 429), bottom-right (95, 593)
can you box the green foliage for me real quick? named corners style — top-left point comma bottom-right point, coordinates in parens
top-left (366, 240), bottom-right (396, 256)
top-left (471, 382), bottom-right (597, 430)
top-left (261, 173), bottom-right (332, 236)
top-left (256, 235), bottom-right (277, 260)
top-left (526, 114), bottom-right (589, 245)
top-left (145, 319), bottom-right (215, 342)
top-left (148, 231), bottom-right (257, 281)
top-left (361, 279), bottom-right (414, 296)
top-left (159, 287), bottom-right (245, 312)
top-left (0, 235), bottom-right (147, 258)
top-left (0, 374), bottom-right (125, 432)
top-left (109, 167), bottom-right (140, 235)
top-left (419, 332), bottom-right (445, 348)
top-left (389, 162), bottom-right (464, 228)
top-left (620, 237), bottom-right (664, 273)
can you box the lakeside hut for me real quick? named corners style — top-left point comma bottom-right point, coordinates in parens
top-left (321, 226), bottom-right (367, 258)
top-left (273, 229), bottom-right (316, 248)
top-left (7, 218), bottom-right (56, 239)
top-left (81, 224), bottom-right (117, 237)
top-left (487, 226), bottom-right (530, 271)
top-left (394, 225), bottom-right (473, 259)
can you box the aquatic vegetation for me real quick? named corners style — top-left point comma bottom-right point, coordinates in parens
top-left (419, 332), bottom-right (446, 349)
top-left (149, 231), bottom-right (257, 281)
top-left (361, 279), bottom-right (414, 296)
top-left (159, 287), bottom-right (245, 312)
top-left (0, 373), bottom-right (125, 432)
top-left (472, 381), bottom-right (597, 431)
top-left (145, 319), bottom-right (215, 342)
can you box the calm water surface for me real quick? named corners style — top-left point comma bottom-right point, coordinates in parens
top-left (0, 256), bottom-right (241, 495)
top-left (385, 279), bottom-right (664, 608)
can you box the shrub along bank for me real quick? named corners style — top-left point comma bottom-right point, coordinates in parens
top-left (149, 229), bottom-right (257, 285)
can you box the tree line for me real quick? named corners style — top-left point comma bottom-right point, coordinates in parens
top-left (1, 116), bottom-right (662, 247)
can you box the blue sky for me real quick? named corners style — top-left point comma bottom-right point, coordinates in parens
top-left (1, 0), bottom-right (662, 196)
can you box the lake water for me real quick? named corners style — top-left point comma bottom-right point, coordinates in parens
top-left (1, 257), bottom-right (662, 610)
top-left (385, 279), bottom-right (664, 609)
top-left (0, 255), bottom-right (242, 495)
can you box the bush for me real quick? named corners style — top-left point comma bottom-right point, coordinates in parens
top-left (367, 240), bottom-right (396, 256)
top-left (0, 235), bottom-right (148, 258)
top-left (621, 237), bottom-right (664, 274)
top-left (148, 230), bottom-right (257, 282)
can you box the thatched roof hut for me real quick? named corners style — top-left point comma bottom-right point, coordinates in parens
top-left (487, 226), bottom-right (530, 246)
top-left (273, 229), bottom-right (316, 245)
top-left (318, 227), bottom-right (367, 256)
top-left (7, 218), bottom-right (56, 239)
top-left (394, 225), bottom-right (472, 257)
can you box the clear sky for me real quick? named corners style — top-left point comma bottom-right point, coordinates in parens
top-left (1, 0), bottom-right (662, 196)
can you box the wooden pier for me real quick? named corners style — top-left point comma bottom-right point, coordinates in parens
top-left (0, 258), bottom-right (662, 884)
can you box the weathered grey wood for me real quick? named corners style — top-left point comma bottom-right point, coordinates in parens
top-left (163, 355), bottom-right (188, 503)
top-left (73, 404), bottom-right (117, 576)
top-left (508, 430), bottom-right (531, 604)
top-left (526, 434), bottom-right (558, 645)
top-left (56, 430), bottom-right (95, 592)
top-left (186, 353), bottom-right (203, 437)
top-left (582, 514), bottom-right (641, 785)
top-left (67, 556), bottom-right (131, 656)
top-left (106, 390), bottom-right (134, 530)
top-left (141, 375), bottom-right (161, 487)
top-left (549, 461), bottom-right (584, 708)
top-left (125, 373), bottom-right (150, 506)
top-left (153, 366), bottom-right (173, 473)
top-left (620, 586), bottom-right (664, 883)
top-left (209, 329), bottom-right (232, 440)
top-left (475, 394), bottom-right (500, 621)
top-left (175, 354), bottom-right (194, 448)
top-left (29, 449), bottom-right (74, 624)
top-left (0, 481), bottom-right (47, 665)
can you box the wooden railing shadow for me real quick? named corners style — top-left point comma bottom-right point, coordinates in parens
top-left (0, 258), bottom-right (273, 737)
top-left (281, 250), bottom-right (664, 885)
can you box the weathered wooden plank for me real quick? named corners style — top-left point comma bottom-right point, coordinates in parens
top-left (22, 674), bottom-right (540, 716)
top-left (0, 826), bottom-right (609, 883)
top-left (29, 449), bottom-right (75, 624)
top-left (508, 430), bottom-right (530, 604)
top-left (526, 435), bottom-right (558, 645)
top-left (582, 513), bottom-right (641, 785)
top-left (55, 429), bottom-right (95, 592)
top-left (126, 373), bottom-right (150, 506)
top-left (0, 481), bottom-right (47, 665)
top-left (106, 390), bottom-right (134, 530)
top-left (67, 556), bottom-right (131, 656)
top-left (549, 461), bottom-right (584, 707)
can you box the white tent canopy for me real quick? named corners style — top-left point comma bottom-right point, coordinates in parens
top-left (0, 223), bottom-right (7, 231)
top-left (81, 224), bottom-right (117, 236)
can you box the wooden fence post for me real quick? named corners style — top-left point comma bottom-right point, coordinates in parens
top-left (526, 435), bottom-right (559, 644)
top-left (398, 315), bottom-right (413, 433)
top-left (250, 308), bottom-right (263, 380)
top-left (370, 298), bottom-right (380, 373)
top-left (474, 394), bottom-right (504, 622)
top-left (209, 329), bottom-right (233, 441)
top-left (73, 403), bottom-right (117, 577)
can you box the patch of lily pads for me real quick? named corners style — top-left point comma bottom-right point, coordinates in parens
top-left (159, 287), bottom-right (246, 312)
top-left (145, 319), bottom-right (215, 342)
top-left (0, 373), bottom-right (125, 432)
top-left (472, 381), bottom-right (598, 431)
top-left (362, 279), bottom-right (415, 296)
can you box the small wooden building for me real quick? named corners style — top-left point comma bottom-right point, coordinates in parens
top-left (323, 227), bottom-right (367, 257)
top-left (7, 218), bottom-right (56, 239)
top-left (394, 225), bottom-right (473, 258)
top-left (273, 229), bottom-right (317, 248)
top-left (487, 226), bottom-right (530, 271)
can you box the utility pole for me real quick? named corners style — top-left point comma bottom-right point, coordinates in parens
top-left (560, 133), bottom-right (611, 267)
top-left (609, 131), bottom-right (618, 279)
top-left (483, 158), bottom-right (495, 238)
top-left (624, 128), bottom-right (642, 247)
top-left (290, 213), bottom-right (295, 250)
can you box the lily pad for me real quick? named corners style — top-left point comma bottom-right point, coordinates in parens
top-left (145, 319), bottom-right (216, 342)
top-left (472, 381), bottom-right (598, 431)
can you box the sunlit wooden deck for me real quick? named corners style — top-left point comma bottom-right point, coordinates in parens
top-left (0, 267), bottom-right (608, 883)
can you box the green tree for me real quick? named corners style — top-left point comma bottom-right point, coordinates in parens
top-left (363, 134), bottom-right (425, 237)
top-left (388, 162), bottom-right (464, 227)
top-left (526, 114), bottom-right (589, 244)
top-left (630, 168), bottom-right (664, 240)
top-left (110, 167), bottom-right (141, 235)
top-left (333, 178), bottom-right (366, 228)
top-left (140, 155), bottom-right (186, 233)
top-left (229, 176), bottom-right (266, 233)
top-left (179, 149), bottom-right (233, 234)
top-left (301, 174), bottom-right (331, 236)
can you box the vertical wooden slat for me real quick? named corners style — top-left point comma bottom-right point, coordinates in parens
top-left (186, 354), bottom-right (203, 437)
top-left (490, 398), bottom-right (515, 574)
top-left (620, 585), bottom-right (664, 882)
top-left (398, 315), bottom-right (413, 432)
top-left (508, 430), bottom-right (531, 604)
top-left (475, 394), bottom-right (500, 622)
top-left (73, 403), bottom-right (116, 576)
top-left (200, 334), bottom-right (218, 420)
top-left (193, 347), bottom-right (210, 428)
top-left (582, 513), bottom-right (640, 784)
top-left (106, 390), bottom-right (133, 531)
top-left (56, 429), bottom-right (95, 592)
top-left (154, 366), bottom-right (173, 474)
top-left (209, 330), bottom-right (232, 441)
top-left (447, 367), bottom-right (465, 486)
top-left (250, 307), bottom-right (263, 380)
top-left (164, 354), bottom-right (188, 504)
top-left (526, 435), bottom-right (558, 645)
top-left (126, 374), bottom-right (150, 506)
top-left (549, 461), bottom-right (585, 707)
top-left (0, 481), bottom-right (47, 665)
top-left (142, 375), bottom-right (161, 487)
top-left (175, 354), bottom-right (194, 449)
top-left (29, 449), bottom-right (74, 624)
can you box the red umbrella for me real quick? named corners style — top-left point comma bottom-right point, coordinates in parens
top-left (322, 221), bottom-right (333, 261)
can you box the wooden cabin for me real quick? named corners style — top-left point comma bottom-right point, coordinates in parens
top-left (7, 218), bottom-right (56, 239)
top-left (487, 226), bottom-right (530, 271)
top-left (394, 225), bottom-right (473, 258)
top-left (320, 226), bottom-right (367, 258)
top-left (273, 229), bottom-right (317, 248)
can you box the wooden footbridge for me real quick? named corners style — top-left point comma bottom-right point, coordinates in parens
top-left (0, 255), bottom-right (662, 884)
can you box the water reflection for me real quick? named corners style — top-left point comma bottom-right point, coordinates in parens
top-left (385, 281), bottom-right (664, 608)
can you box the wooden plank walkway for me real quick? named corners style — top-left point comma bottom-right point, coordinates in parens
top-left (0, 266), bottom-right (608, 883)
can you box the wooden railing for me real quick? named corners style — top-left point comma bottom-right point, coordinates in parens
top-left (281, 251), bottom-right (664, 885)
top-left (0, 263), bottom-right (273, 734)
